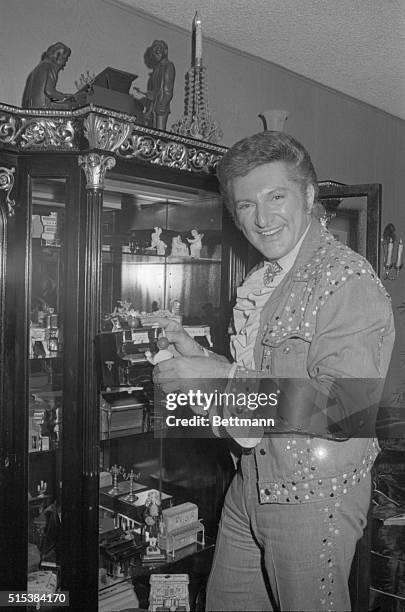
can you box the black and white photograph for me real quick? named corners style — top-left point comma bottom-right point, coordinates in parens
top-left (0, 1), bottom-right (404, 611)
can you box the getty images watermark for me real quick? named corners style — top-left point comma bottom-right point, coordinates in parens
top-left (164, 389), bottom-right (279, 429)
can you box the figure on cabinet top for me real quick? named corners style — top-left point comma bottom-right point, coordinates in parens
top-left (142, 40), bottom-right (175, 131)
top-left (171, 235), bottom-right (189, 257)
top-left (22, 42), bottom-right (77, 109)
top-left (187, 228), bottom-right (204, 258)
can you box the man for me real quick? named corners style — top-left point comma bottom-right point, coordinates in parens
top-left (143, 40), bottom-right (175, 131)
top-left (22, 42), bottom-right (75, 109)
top-left (153, 131), bottom-right (394, 611)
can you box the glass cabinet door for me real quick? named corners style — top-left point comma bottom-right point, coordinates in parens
top-left (97, 176), bottom-right (224, 606)
top-left (28, 178), bottom-right (66, 591)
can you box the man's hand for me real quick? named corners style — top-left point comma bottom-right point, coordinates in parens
top-left (148, 317), bottom-right (206, 358)
top-left (153, 355), bottom-right (232, 394)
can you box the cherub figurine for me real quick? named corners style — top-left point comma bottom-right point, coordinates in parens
top-left (156, 238), bottom-right (167, 256)
top-left (187, 228), bottom-right (204, 258)
top-left (171, 235), bottom-right (189, 256)
top-left (150, 227), bottom-right (162, 249)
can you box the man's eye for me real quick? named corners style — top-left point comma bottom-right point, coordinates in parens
top-left (272, 193), bottom-right (284, 201)
top-left (236, 201), bottom-right (254, 210)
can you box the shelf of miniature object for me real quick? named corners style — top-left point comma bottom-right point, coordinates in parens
top-left (32, 237), bottom-right (61, 249)
top-left (28, 447), bottom-right (56, 456)
top-left (29, 354), bottom-right (61, 361)
top-left (102, 247), bottom-right (221, 263)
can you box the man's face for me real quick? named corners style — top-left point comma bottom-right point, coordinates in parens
top-left (230, 161), bottom-right (314, 261)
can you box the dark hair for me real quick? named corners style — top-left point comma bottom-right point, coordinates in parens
top-left (41, 42), bottom-right (71, 61)
top-left (217, 131), bottom-right (318, 217)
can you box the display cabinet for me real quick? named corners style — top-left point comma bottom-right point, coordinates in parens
top-left (0, 103), bottom-right (235, 610)
top-left (0, 102), bottom-right (382, 610)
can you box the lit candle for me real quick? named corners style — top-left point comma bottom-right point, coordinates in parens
top-left (396, 238), bottom-right (403, 268)
top-left (193, 12), bottom-right (202, 64)
top-left (386, 238), bottom-right (394, 267)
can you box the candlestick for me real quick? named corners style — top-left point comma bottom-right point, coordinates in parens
top-left (396, 238), bottom-right (403, 268)
top-left (193, 12), bottom-right (202, 65)
top-left (386, 238), bottom-right (394, 267)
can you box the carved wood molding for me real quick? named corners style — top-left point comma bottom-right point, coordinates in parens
top-left (0, 103), bottom-right (226, 174)
top-left (0, 166), bottom-right (15, 216)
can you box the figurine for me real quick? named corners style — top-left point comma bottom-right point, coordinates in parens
top-left (22, 42), bottom-right (77, 109)
top-left (171, 235), bottom-right (189, 257)
top-left (150, 227), bottom-right (162, 249)
top-left (143, 491), bottom-right (163, 547)
top-left (187, 228), bottom-right (204, 258)
top-left (156, 239), bottom-right (167, 256)
top-left (142, 40), bottom-right (176, 131)
top-left (145, 336), bottom-right (173, 365)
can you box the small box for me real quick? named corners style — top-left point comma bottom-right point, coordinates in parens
top-left (149, 574), bottom-right (190, 612)
top-left (158, 520), bottom-right (205, 557)
top-left (162, 502), bottom-right (198, 533)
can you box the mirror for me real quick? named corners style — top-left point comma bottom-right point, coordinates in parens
top-left (101, 176), bottom-right (223, 333)
top-left (317, 181), bottom-right (380, 272)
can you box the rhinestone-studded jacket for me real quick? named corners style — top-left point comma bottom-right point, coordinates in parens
top-left (229, 219), bottom-right (395, 504)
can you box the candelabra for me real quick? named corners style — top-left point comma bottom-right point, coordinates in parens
top-left (382, 223), bottom-right (403, 280)
top-left (122, 469), bottom-right (140, 503)
top-left (171, 12), bottom-right (222, 143)
top-left (108, 464), bottom-right (121, 496)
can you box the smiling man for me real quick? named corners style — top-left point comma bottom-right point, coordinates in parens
top-left (153, 131), bottom-right (395, 611)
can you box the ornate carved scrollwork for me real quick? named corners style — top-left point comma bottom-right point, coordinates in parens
top-left (0, 104), bottom-right (226, 173)
top-left (0, 113), bottom-right (75, 149)
top-left (0, 166), bottom-right (16, 216)
top-left (83, 113), bottom-right (133, 152)
top-left (118, 133), bottom-right (222, 173)
top-left (19, 118), bottom-right (75, 149)
top-left (78, 153), bottom-right (116, 190)
top-left (0, 115), bottom-right (17, 144)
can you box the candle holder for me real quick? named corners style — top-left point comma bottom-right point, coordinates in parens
top-left (122, 469), bottom-right (140, 503)
top-left (108, 464), bottom-right (121, 496)
top-left (171, 12), bottom-right (222, 143)
top-left (382, 223), bottom-right (403, 280)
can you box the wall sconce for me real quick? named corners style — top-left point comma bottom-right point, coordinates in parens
top-left (382, 223), bottom-right (403, 280)
top-left (259, 109), bottom-right (289, 132)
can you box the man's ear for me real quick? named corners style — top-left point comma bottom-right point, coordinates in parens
top-left (306, 184), bottom-right (315, 213)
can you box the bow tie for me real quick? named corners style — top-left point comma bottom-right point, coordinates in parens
top-left (263, 260), bottom-right (283, 286)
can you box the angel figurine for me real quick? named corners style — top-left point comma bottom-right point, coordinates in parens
top-left (171, 235), bottom-right (189, 256)
top-left (156, 238), bottom-right (167, 255)
top-left (187, 228), bottom-right (204, 258)
top-left (150, 227), bottom-right (163, 250)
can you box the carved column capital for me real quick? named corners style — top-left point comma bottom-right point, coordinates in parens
top-left (83, 112), bottom-right (133, 151)
top-left (78, 153), bottom-right (116, 190)
top-left (0, 166), bottom-right (15, 216)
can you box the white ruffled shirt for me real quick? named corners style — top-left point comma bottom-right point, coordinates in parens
top-left (230, 224), bottom-right (310, 369)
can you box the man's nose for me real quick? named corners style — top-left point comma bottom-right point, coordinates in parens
top-left (255, 200), bottom-right (273, 227)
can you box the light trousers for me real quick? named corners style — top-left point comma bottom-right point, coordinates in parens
top-left (206, 453), bottom-right (371, 612)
